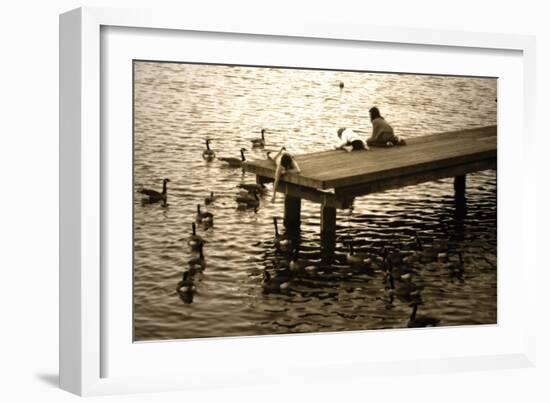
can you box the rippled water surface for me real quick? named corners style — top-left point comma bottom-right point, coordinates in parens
top-left (133, 61), bottom-right (497, 341)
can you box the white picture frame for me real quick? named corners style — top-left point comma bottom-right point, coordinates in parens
top-left (60, 6), bottom-right (537, 396)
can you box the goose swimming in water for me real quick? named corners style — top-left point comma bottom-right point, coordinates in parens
top-left (251, 129), bottom-right (266, 148)
top-left (415, 235), bottom-right (438, 262)
top-left (388, 250), bottom-right (407, 267)
top-left (187, 243), bottom-right (206, 273)
top-left (187, 222), bottom-right (204, 249)
top-left (262, 271), bottom-right (292, 293)
top-left (444, 251), bottom-right (464, 280)
top-left (289, 249), bottom-right (314, 274)
top-left (346, 243), bottom-right (373, 266)
top-left (237, 183), bottom-right (265, 194)
top-left (202, 139), bottom-right (216, 161)
top-left (402, 251), bottom-right (420, 265)
top-left (140, 178), bottom-right (170, 204)
top-left (407, 302), bottom-right (440, 328)
top-left (235, 189), bottom-right (260, 209)
top-left (195, 204), bottom-right (214, 225)
top-left (177, 271), bottom-right (196, 294)
top-left (273, 217), bottom-right (291, 251)
top-left (385, 263), bottom-right (423, 303)
top-left (204, 191), bottom-right (216, 205)
top-left (444, 251), bottom-right (463, 269)
top-left (218, 148), bottom-right (247, 168)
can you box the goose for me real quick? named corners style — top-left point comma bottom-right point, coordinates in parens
top-left (346, 243), bottom-right (373, 266)
top-left (235, 190), bottom-right (260, 209)
top-left (251, 129), bottom-right (266, 148)
top-left (262, 271), bottom-right (291, 293)
top-left (415, 235), bottom-right (438, 262)
top-left (414, 235), bottom-right (423, 250)
top-left (177, 271), bottom-right (196, 294)
top-left (237, 183), bottom-right (265, 194)
top-left (366, 254), bottom-right (385, 271)
top-left (433, 222), bottom-right (450, 253)
top-left (402, 251), bottom-right (420, 265)
top-left (446, 251), bottom-right (464, 270)
top-left (402, 236), bottom-right (423, 260)
top-left (398, 284), bottom-right (423, 302)
top-left (187, 222), bottom-right (204, 249)
top-left (407, 302), bottom-right (440, 328)
top-left (140, 178), bottom-right (170, 204)
top-left (385, 265), bottom-right (423, 303)
top-left (202, 139), bottom-right (216, 161)
top-left (384, 255), bottom-right (416, 279)
top-left (379, 246), bottom-right (390, 261)
top-left (218, 148), bottom-right (247, 167)
top-left (204, 191), bottom-right (216, 205)
top-left (187, 243), bottom-right (206, 273)
top-left (289, 249), bottom-right (309, 273)
top-left (444, 251), bottom-right (464, 277)
top-left (273, 217), bottom-right (291, 251)
top-left (437, 252), bottom-right (448, 262)
top-left (384, 247), bottom-right (406, 267)
top-left (196, 204), bottom-right (214, 225)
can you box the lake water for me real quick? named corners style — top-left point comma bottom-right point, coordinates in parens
top-left (133, 61), bottom-right (497, 341)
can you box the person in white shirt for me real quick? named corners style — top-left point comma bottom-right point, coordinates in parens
top-left (335, 127), bottom-right (368, 151)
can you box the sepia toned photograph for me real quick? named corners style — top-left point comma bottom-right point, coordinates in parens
top-left (133, 60), bottom-right (497, 341)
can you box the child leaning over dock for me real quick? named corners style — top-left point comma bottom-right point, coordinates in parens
top-left (335, 128), bottom-right (368, 152)
top-left (366, 107), bottom-right (406, 147)
top-left (271, 146), bottom-right (302, 203)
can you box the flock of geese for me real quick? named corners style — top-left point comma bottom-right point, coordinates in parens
top-left (139, 128), bottom-right (269, 205)
top-left (138, 129), bottom-right (273, 304)
top-left (139, 125), bottom-right (463, 328)
top-left (262, 227), bottom-right (463, 328)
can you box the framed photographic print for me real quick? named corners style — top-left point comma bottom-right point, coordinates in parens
top-left (60, 7), bottom-right (537, 396)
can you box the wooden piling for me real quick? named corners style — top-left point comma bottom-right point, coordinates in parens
top-left (320, 204), bottom-right (336, 236)
top-left (454, 175), bottom-right (467, 218)
top-left (284, 195), bottom-right (301, 230)
top-left (454, 175), bottom-right (466, 199)
top-left (320, 204), bottom-right (337, 260)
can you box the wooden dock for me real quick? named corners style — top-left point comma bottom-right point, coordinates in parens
top-left (244, 125), bottom-right (497, 237)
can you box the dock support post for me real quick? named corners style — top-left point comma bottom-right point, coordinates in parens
top-left (454, 175), bottom-right (466, 199)
top-left (320, 204), bottom-right (337, 263)
top-left (284, 195), bottom-right (301, 232)
top-left (454, 175), bottom-right (467, 218)
top-left (320, 205), bottom-right (336, 235)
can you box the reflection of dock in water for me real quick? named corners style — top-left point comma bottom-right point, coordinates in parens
top-left (244, 125), bottom-right (497, 243)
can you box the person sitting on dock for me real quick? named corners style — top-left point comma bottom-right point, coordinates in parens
top-left (366, 107), bottom-right (406, 147)
top-left (271, 146), bottom-right (301, 203)
top-left (335, 127), bottom-right (368, 152)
